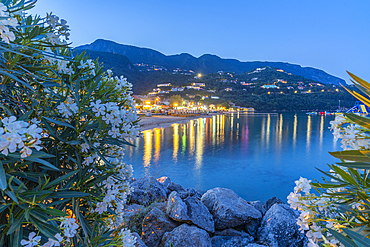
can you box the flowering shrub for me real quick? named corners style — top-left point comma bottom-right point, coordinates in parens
top-left (288, 73), bottom-right (370, 247)
top-left (0, 1), bottom-right (139, 246)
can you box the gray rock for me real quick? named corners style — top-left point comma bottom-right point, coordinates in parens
top-left (257, 204), bottom-right (307, 247)
top-left (150, 201), bottom-right (166, 212)
top-left (201, 187), bottom-right (262, 230)
top-left (166, 192), bottom-right (215, 233)
top-left (142, 207), bottom-right (178, 247)
top-left (132, 232), bottom-right (147, 247)
top-left (245, 244), bottom-right (267, 247)
top-left (129, 176), bottom-right (168, 206)
top-left (167, 182), bottom-right (185, 192)
top-left (157, 176), bottom-right (171, 188)
top-left (166, 191), bottom-right (190, 222)
top-left (211, 235), bottom-right (254, 247)
top-left (215, 228), bottom-right (250, 237)
top-left (263, 197), bottom-right (285, 211)
top-left (185, 196), bottom-right (215, 233)
top-left (249, 201), bottom-right (266, 215)
top-left (123, 204), bottom-right (144, 227)
top-left (161, 224), bottom-right (212, 247)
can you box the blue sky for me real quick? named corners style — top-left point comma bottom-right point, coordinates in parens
top-left (30, 0), bottom-right (370, 82)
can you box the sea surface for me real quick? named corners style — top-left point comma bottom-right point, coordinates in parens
top-left (125, 112), bottom-right (339, 203)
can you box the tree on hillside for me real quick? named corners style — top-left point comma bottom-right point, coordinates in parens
top-left (169, 95), bottom-right (183, 106)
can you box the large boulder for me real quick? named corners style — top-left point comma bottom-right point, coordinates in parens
top-left (184, 196), bottom-right (215, 233)
top-left (211, 235), bottom-right (254, 247)
top-left (160, 224), bottom-right (212, 247)
top-left (248, 201), bottom-right (265, 215)
top-left (257, 204), bottom-right (307, 247)
top-left (166, 191), bottom-right (190, 222)
top-left (167, 182), bottom-right (185, 193)
top-left (263, 197), bottom-right (285, 211)
top-left (201, 187), bottom-right (262, 230)
top-left (142, 207), bottom-right (178, 247)
top-left (129, 176), bottom-right (168, 206)
top-left (166, 192), bottom-right (215, 233)
top-left (157, 176), bottom-right (172, 188)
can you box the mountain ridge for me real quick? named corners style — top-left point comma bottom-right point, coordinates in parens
top-left (75, 39), bottom-right (345, 86)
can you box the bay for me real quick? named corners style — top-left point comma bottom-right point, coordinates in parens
top-left (125, 112), bottom-right (339, 202)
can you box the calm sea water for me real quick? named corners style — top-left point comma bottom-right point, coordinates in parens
top-left (125, 113), bottom-right (339, 203)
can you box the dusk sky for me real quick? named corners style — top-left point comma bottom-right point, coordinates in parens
top-left (30, 0), bottom-right (370, 83)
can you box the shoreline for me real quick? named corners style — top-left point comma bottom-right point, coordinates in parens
top-left (139, 113), bottom-right (220, 131)
top-left (138, 112), bottom-right (283, 131)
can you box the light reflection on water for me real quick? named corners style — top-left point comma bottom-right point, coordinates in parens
top-left (126, 113), bottom-right (339, 202)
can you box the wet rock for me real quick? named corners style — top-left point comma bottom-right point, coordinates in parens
top-left (122, 204), bottom-right (144, 227)
top-left (142, 207), bottom-right (178, 247)
top-left (178, 188), bottom-right (202, 200)
top-left (257, 204), bottom-right (307, 247)
top-left (215, 228), bottom-right (250, 237)
top-left (201, 187), bottom-right (262, 230)
top-left (211, 235), bottom-right (254, 247)
top-left (249, 201), bottom-right (265, 215)
top-left (263, 197), bottom-right (285, 211)
top-left (129, 176), bottom-right (168, 206)
top-left (185, 196), bottom-right (215, 233)
top-left (157, 176), bottom-right (171, 188)
top-left (166, 191), bottom-right (190, 222)
top-left (167, 182), bottom-right (185, 193)
top-left (160, 224), bottom-right (212, 247)
top-left (166, 192), bottom-right (215, 233)
top-left (132, 232), bottom-right (147, 247)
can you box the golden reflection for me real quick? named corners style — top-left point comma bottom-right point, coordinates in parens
top-left (195, 118), bottom-right (204, 170)
top-left (220, 115), bottom-right (225, 145)
top-left (231, 114), bottom-right (234, 141)
top-left (189, 120), bottom-right (195, 156)
top-left (173, 124), bottom-right (179, 162)
top-left (293, 114), bottom-right (297, 147)
top-left (153, 128), bottom-right (161, 163)
top-left (306, 115), bottom-right (312, 151)
top-left (278, 114), bottom-right (283, 147)
top-left (182, 125), bottom-right (187, 154)
top-left (266, 114), bottom-right (270, 146)
top-left (216, 115), bottom-right (220, 145)
top-left (320, 115), bottom-right (324, 146)
top-left (143, 130), bottom-right (153, 167)
top-left (212, 116), bottom-right (216, 146)
top-left (237, 122), bottom-right (240, 141)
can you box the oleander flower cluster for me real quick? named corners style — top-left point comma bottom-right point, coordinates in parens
top-left (0, 1), bottom-right (139, 245)
top-left (0, 116), bottom-right (43, 157)
top-left (288, 113), bottom-right (370, 246)
top-left (0, 3), bottom-right (18, 43)
top-left (21, 217), bottom-right (79, 247)
top-left (287, 177), bottom-right (345, 247)
top-left (46, 13), bottom-right (70, 44)
top-left (329, 114), bottom-right (370, 150)
top-left (95, 159), bottom-right (135, 229)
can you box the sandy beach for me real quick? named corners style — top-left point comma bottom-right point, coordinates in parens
top-left (139, 114), bottom-right (218, 131)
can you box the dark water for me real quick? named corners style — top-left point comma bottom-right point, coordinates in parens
top-left (125, 113), bottom-right (339, 203)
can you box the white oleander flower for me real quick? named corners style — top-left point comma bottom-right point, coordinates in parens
top-left (95, 201), bottom-right (108, 214)
top-left (41, 233), bottom-right (63, 247)
top-left (80, 143), bottom-right (89, 152)
top-left (119, 228), bottom-right (136, 247)
top-left (21, 232), bottom-right (41, 247)
top-left (294, 177), bottom-right (311, 194)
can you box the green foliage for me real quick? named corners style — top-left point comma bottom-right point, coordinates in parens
top-left (0, 1), bottom-right (138, 246)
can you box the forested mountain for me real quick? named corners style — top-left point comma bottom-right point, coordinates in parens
top-left (75, 39), bottom-right (346, 86)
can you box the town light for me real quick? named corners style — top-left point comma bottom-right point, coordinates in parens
top-left (145, 101), bottom-right (151, 105)
top-left (174, 103), bottom-right (178, 107)
top-left (198, 73), bottom-right (202, 77)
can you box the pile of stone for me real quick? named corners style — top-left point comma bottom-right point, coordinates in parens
top-left (125, 176), bottom-right (307, 247)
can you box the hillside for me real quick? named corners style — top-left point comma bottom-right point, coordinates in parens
top-left (75, 39), bottom-right (346, 86)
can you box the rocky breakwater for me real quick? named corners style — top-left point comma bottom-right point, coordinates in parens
top-left (125, 176), bottom-right (308, 247)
